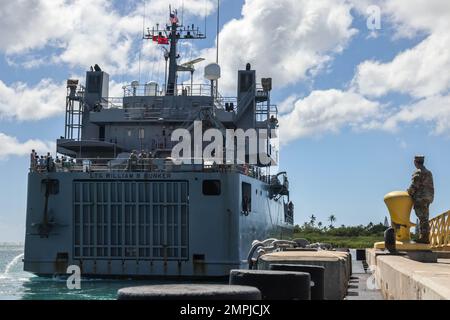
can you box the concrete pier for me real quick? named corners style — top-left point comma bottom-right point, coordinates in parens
top-left (367, 249), bottom-right (450, 300)
top-left (258, 251), bottom-right (351, 300)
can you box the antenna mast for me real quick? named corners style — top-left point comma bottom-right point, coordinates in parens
top-left (215, 0), bottom-right (220, 97)
top-left (143, 6), bottom-right (206, 96)
top-left (142, 0), bottom-right (146, 37)
top-left (216, 0), bottom-right (220, 64)
top-left (139, 0), bottom-right (147, 83)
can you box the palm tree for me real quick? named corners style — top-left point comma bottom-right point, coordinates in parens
top-left (309, 215), bottom-right (316, 227)
top-left (317, 221), bottom-right (323, 230)
top-left (328, 215), bottom-right (336, 228)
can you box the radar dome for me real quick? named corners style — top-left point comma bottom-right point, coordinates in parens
top-left (204, 63), bottom-right (221, 81)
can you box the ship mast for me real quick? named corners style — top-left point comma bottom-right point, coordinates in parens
top-left (144, 7), bottom-right (206, 96)
top-left (167, 14), bottom-right (179, 96)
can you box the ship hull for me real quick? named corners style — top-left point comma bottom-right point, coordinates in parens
top-left (24, 171), bottom-right (292, 278)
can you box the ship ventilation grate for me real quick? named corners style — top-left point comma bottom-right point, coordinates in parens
top-left (73, 180), bottom-right (189, 260)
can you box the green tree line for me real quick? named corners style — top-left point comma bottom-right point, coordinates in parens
top-left (292, 215), bottom-right (389, 248)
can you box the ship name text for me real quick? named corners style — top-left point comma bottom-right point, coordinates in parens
top-left (88, 172), bottom-right (172, 180)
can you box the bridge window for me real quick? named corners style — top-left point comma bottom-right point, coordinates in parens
top-left (203, 180), bottom-right (221, 196)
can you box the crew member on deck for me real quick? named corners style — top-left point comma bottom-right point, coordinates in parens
top-left (407, 155), bottom-right (434, 244)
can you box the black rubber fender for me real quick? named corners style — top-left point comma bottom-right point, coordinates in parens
top-left (229, 269), bottom-right (311, 300)
top-left (117, 284), bottom-right (262, 300)
top-left (269, 264), bottom-right (325, 300)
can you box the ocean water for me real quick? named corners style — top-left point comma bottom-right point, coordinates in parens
top-left (0, 245), bottom-right (198, 300)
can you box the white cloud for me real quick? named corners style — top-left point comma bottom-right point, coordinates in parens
top-left (353, 0), bottom-right (450, 98)
top-left (109, 80), bottom-right (127, 98)
top-left (351, 0), bottom-right (450, 100)
top-left (278, 95), bottom-right (300, 115)
top-left (0, 79), bottom-right (67, 121)
top-left (0, 133), bottom-right (55, 159)
top-left (0, 78), bottom-right (130, 122)
top-left (381, 0), bottom-right (450, 37)
top-left (349, 0), bottom-right (450, 134)
top-left (1, 0), bottom-right (215, 74)
top-left (0, 0), bottom-right (72, 54)
top-left (381, 95), bottom-right (450, 135)
top-left (201, 0), bottom-right (357, 94)
top-left (353, 32), bottom-right (450, 99)
top-left (279, 89), bottom-right (381, 142)
top-left (350, 0), bottom-right (450, 36)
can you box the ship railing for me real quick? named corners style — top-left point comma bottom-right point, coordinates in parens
top-left (123, 84), bottom-right (215, 98)
top-left (256, 103), bottom-right (278, 124)
top-left (429, 211), bottom-right (450, 251)
top-left (32, 157), bottom-right (270, 182)
top-left (101, 97), bottom-right (123, 109)
top-left (98, 96), bottom-right (253, 118)
top-left (123, 106), bottom-right (195, 120)
top-left (215, 96), bottom-right (238, 111)
top-left (57, 137), bottom-right (181, 152)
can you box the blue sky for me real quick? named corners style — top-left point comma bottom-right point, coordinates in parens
top-left (1, 0), bottom-right (450, 242)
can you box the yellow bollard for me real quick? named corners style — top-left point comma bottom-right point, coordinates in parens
top-left (384, 191), bottom-right (416, 242)
top-left (374, 191), bottom-right (431, 250)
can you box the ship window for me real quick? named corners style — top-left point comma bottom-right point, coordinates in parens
top-left (203, 180), bottom-right (221, 196)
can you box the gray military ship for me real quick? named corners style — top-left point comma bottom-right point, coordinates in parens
top-left (24, 9), bottom-right (293, 278)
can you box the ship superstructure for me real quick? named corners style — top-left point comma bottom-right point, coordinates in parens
top-left (24, 8), bottom-right (293, 278)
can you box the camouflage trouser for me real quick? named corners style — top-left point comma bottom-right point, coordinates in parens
top-left (414, 201), bottom-right (430, 243)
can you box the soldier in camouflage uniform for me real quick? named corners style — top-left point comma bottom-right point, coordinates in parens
top-left (407, 155), bottom-right (434, 244)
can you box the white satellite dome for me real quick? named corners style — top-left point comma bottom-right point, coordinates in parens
top-left (204, 63), bottom-right (221, 81)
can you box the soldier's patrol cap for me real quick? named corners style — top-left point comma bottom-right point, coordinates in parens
top-left (414, 155), bottom-right (425, 162)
